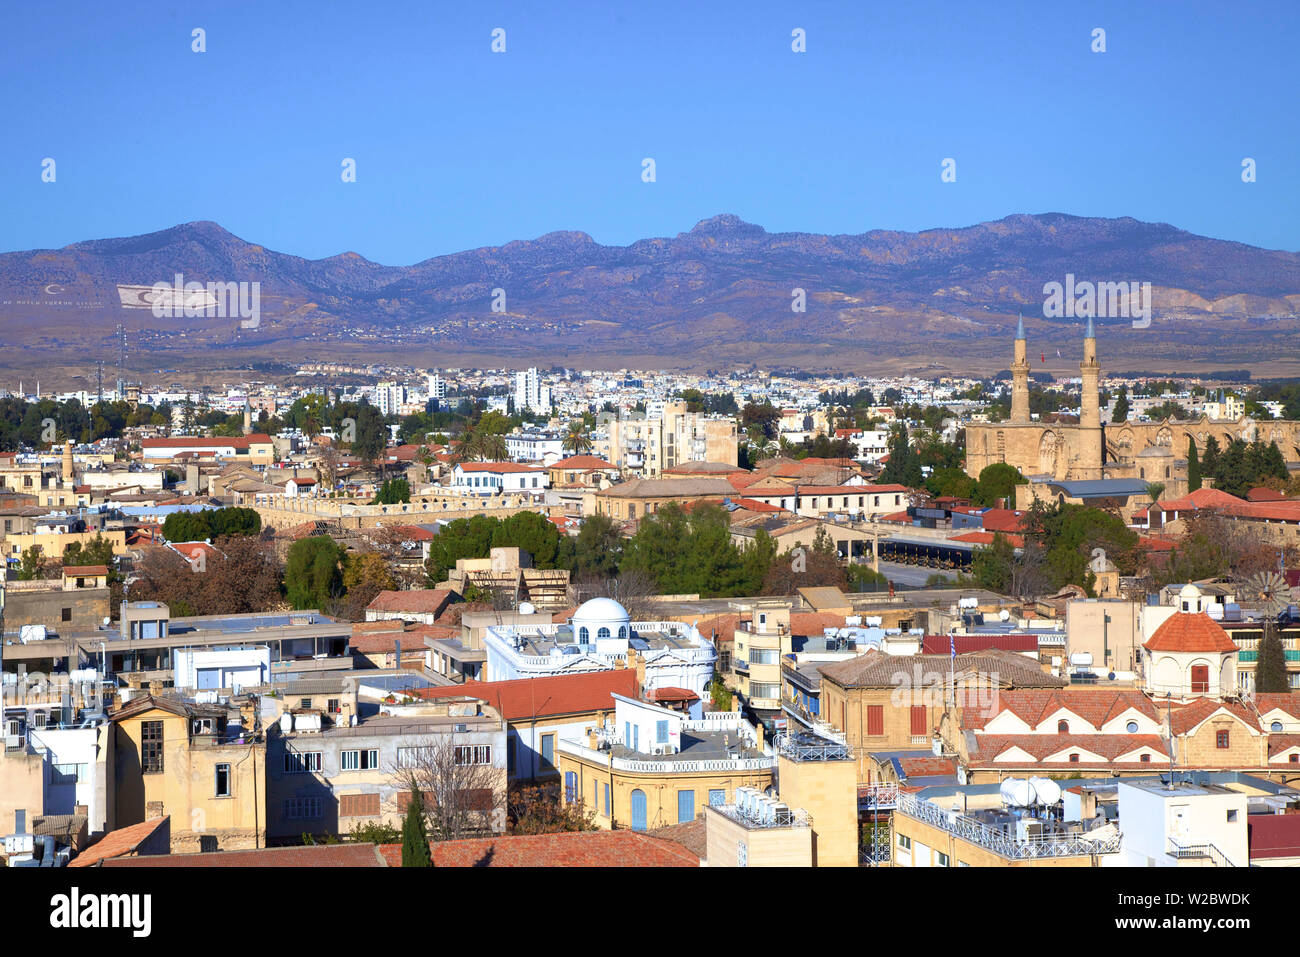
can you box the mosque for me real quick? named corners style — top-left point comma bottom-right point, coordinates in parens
top-left (964, 319), bottom-right (1300, 490)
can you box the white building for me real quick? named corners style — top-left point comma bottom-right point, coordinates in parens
top-left (374, 381), bottom-right (405, 417)
top-left (451, 462), bottom-right (549, 497)
top-left (483, 598), bottom-right (718, 697)
top-left (173, 646), bottom-right (271, 692)
top-left (505, 431), bottom-right (565, 463)
top-left (427, 371), bottom-right (448, 402)
top-left (514, 368), bottom-right (552, 415)
top-left (1117, 779), bottom-right (1249, 867)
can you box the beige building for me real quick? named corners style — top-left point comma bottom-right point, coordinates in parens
top-left (606, 401), bottom-right (738, 477)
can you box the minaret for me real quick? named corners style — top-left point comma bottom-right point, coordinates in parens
top-left (62, 440), bottom-right (75, 484)
top-left (1077, 316), bottom-right (1104, 478)
top-left (242, 400), bottom-right (253, 436)
top-left (1010, 315), bottom-right (1031, 423)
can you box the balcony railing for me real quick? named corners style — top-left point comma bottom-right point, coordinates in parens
top-left (895, 793), bottom-right (1123, 860)
top-left (556, 738), bottom-right (773, 775)
top-left (1167, 838), bottom-right (1234, 867)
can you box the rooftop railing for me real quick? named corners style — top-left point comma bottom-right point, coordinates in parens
top-left (895, 793), bottom-right (1123, 860)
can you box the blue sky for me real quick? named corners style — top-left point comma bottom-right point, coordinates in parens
top-left (2, 0), bottom-right (1297, 263)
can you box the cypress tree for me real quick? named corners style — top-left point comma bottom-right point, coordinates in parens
top-left (401, 786), bottom-right (432, 867)
top-left (1256, 625), bottom-right (1289, 694)
top-left (1186, 437), bottom-right (1201, 492)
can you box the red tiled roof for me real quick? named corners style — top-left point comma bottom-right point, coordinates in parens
top-left (62, 565), bottom-right (109, 576)
top-left (898, 756), bottom-right (958, 778)
top-left (921, 633), bottom-right (1038, 655)
top-left (732, 498), bottom-right (784, 512)
top-left (551, 455), bottom-right (616, 470)
top-left (648, 687), bottom-right (699, 703)
top-left (1143, 612), bottom-right (1238, 654)
top-left (366, 588), bottom-right (456, 616)
top-left (456, 462), bottom-right (545, 473)
top-left (1246, 487), bottom-right (1289, 502)
top-left (790, 611), bottom-right (848, 636)
top-left (378, 830), bottom-right (699, 867)
top-left (411, 670), bottom-right (638, 721)
top-left (971, 733), bottom-right (1170, 764)
top-left (950, 531), bottom-right (1025, 547)
top-left (1168, 697), bottom-right (1261, 736)
top-left (105, 844), bottom-right (387, 867)
top-left (963, 689), bottom-right (1160, 731)
top-left (696, 613), bottom-right (743, 645)
top-left (980, 508), bottom-right (1025, 533)
top-left (142, 434), bottom-right (271, 449)
top-left (1254, 693), bottom-right (1300, 720)
top-left (69, 817), bottom-right (170, 867)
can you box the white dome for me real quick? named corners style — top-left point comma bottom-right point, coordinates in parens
top-left (572, 597), bottom-right (630, 625)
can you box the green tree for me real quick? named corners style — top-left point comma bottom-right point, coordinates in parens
top-left (571, 514), bottom-right (623, 580)
top-left (209, 507), bottom-right (261, 537)
top-left (1187, 436), bottom-right (1202, 492)
top-left (975, 463), bottom-right (1027, 507)
top-left (284, 536), bottom-right (346, 610)
top-left (400, 787), bottom-right (432, 867)
top-left (561, 421), bottom-right (593, 455)
top-left (371, 478), bottom-right (411, 505)
top-left (1111, 386), bottom-right (1130, 423)
top-left (17, 545), bottom-right (46, 581)
top-left (971, 532), bottom-right (1018, 593)
top-left (162, 510), bottom-right (212, 543)
top-left (880, 423), bottom-right (923, 488)
top-left (1256, 625), bottom-right (1290, 693)
top-left (424, 514), bottom-right (497, 584)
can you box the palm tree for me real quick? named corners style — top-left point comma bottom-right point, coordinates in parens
top-left (562, 421), bottom-right (593, 456)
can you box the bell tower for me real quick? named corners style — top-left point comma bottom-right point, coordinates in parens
top-left (1077, 317), bottom-right (1104, 478)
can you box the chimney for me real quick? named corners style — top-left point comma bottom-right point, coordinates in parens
top-left (587, 728), bottom-right (601, 750)
top-left (755, 723), bottom-right (765, 751)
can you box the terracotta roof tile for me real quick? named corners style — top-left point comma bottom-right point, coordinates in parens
top-left (379, 830), bottom-right (698, 866)
top-left (69, 817), bottom-right (170, 867)
top-left (1143, 612), bottom-right (1238, 653)
top-left (411, 670), bottom-right (638, 721)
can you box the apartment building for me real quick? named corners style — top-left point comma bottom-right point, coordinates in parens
top-left (606, 401), bottom-right (738, 477)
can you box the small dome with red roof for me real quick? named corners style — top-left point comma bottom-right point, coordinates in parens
top-left (1143, 612), bottom-right (1238, 654)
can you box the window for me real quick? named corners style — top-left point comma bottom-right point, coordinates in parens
top-left (61, 607), bottom-right (72, 622)
top-left (339, 793), bottom-right (380, 818)
top-left (579, 627), bottom-right (589, 642)
top-left (1057, 720), bottom-right (1069, 733)
top-left (936, 851), bottom-right (950, 867)
top-left (1069, 753), bottom-right (1080, 763)
top-left (678, 789), bottom-right (695, 823)
top-left (1126, 720), bottom-right (1139, 733)
top-left (709, 789), bottom-right (726, 807)
top-left (1216, 730), bottom-right (1230, 749)
top-left (1226, 809), bottom-right (1238, 823)
top-left (53, 763), bottom-right (84, 785)
top-left (1140, 754), bottom-right (1151, 763)
top-left (564, 771), bottom-right (577, 803)
top-left (141, 720), bottom-right (164, 773)
top-left (341, 749), bottom-right (380, 771)
top-left (282, 797), bottom-right (322, 820)
top-left (300, 698), bottom-right (312, 709)
top-left (656, 720), bottom-right (669, 745)
top-left (898, 834), bottom-right (911, 850)
top-left (604, 783), bottom-right (611, 815)
top-left (1290, 754), bottom-right (1299, 764)
top-left (454, 788), bottom-right (493, 811)
top-left (327, 699), bottom-right (341, 715)
top-left (910, 706), bottom-right (927, 736)
top-left (285, 751), bottom-right (323, 774)
top-left (541, 734), bottom-right (555, 767)
top-left (1272, 721), bottom-right (1284, 733)
top-left (867, 705), bottom-right (884, 737)
top-left (454, 745), bottom-right (492, 766)
top-left (214, 763), bottom-right (230, 797)
top-left (597, 627), bottom-right (611, 639)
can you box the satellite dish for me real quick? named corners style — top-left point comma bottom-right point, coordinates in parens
top-left (998, 609), bottom-right (1010, 621)
top-left (518, 601), bottom-right (536, 616)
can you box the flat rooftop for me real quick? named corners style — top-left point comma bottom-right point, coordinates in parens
top-left (612, 729), bottom-right (765, 764)
top-left (498, 624), bottom-right (701, 659)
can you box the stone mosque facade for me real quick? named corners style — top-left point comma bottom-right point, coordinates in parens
top-left (964, 318), bottom-right (1300, 486)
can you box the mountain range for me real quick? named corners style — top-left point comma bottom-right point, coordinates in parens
top-left (3, 213), bottom-right (1299, 386)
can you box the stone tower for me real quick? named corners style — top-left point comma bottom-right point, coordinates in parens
top-left (1010, 315), bottom-right (1031, 423)
top-left (62, 440), bottom-right (74, 484)
top-left (1077, 317), bottom-right (1104, 479)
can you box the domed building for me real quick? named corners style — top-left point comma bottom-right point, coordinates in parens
top-left (481, 596), bottom-right (716, 697)
top-left (1142, 610), bottom-right (1239, 700)
top-left (570, 597), bottom-right (632, 647)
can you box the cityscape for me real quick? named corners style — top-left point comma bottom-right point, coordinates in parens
top-left (2, 0), bottom-right (1297, 934)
